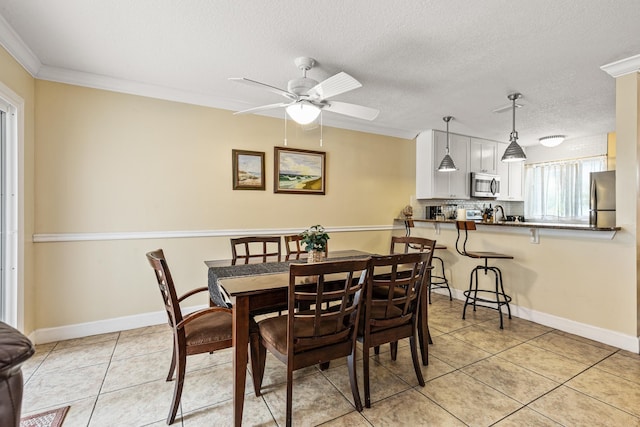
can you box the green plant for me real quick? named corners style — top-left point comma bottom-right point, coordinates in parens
top-left (300, 225), bottom-right (329, 252)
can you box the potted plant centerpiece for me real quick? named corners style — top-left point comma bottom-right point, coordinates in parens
top-left (300, 224), bottom-right (329, 263)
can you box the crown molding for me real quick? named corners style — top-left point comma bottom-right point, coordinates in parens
top-left (0, 13), bottom-right (41, 75)
top-left (0, 16), bottom-right (414, 140)
top-left (600, 54), bottom-right (640, 78)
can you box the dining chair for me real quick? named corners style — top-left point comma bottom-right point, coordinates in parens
top-left (385, 236), bottom-right (436, 361)
top-left (230, 236), bottom-right (282, 265)
top-left (252, 258), bottom-right (369, 426)
top-left (146, 249), bottom-right (259, 425)
top-left (283, 234), bottom-right (329, 260)
top-left (359, 252), bottom-right (432, 408)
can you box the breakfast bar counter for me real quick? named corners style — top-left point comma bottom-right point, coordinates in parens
top-left (411, 218), bottom-right (620, 231)
top-left (397, 218), bottom-right (620, 244)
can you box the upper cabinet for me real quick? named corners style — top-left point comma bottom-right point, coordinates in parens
top-left (416, 130), bottom-right (470, 199)
top-left (496, 143), bottom-right (524, 201)
top-left (470, 138), bottom-right (498, 174)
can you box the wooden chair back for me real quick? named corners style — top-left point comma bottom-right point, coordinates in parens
top-left (146, 249), bottom-right (184, 329)
top-left (390, 235), bottom-right (436, 254)
top-left (455, 220), bottom-right (476, 256)
top-left (230, 236), bottom-right (281, 264)
top-left (287, 259), bottom-right (368, 354)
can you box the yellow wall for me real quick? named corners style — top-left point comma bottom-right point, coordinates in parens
top-left (0, 47), bottom-right (35, 333)
top-left (607, 132), bottom-right (616, 170)
top-left (33, 81), bottom-right (415, 329)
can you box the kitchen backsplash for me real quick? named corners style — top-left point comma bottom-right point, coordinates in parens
top-left (410, 198), bottom-right (524, 220)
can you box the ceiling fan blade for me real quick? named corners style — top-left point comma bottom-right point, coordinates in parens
top-left (307, 72), bottom-right (362, 100)
top-left (323, 101), bottom-right (379, 121)
top-left (233, 102), bottom-right (292, 115)
top-left (229, 77), bottom-right (297, 100)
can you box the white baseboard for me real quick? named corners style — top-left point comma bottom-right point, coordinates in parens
top-left (31, 291), bottom-right (639, 354)
top-left (434, 288), bottom-right (639, 353)
top-left (29, 305), bottom-right (203, 345)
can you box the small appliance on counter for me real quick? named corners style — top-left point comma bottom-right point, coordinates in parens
top-left (465, 209), bottom-right (483, 221)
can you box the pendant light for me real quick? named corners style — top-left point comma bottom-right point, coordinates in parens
top-left (501, 93), bottom-right (527, 162)
top-left (438, 116), bottom-right (457, 172)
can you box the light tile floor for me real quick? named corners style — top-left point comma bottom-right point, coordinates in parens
top-left (21, 294), bottom-right (640, 426)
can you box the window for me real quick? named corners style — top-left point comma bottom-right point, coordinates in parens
top-left (524, 156), bottom-right (606, 223)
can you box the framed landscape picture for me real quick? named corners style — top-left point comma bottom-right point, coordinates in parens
top-left (232, 149), bottom-right (265, 190)
top-left (274, 147), bottom-right (326, 195)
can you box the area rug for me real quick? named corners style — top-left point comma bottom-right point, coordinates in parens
top-left (20, 406), bottom-right (69, 427)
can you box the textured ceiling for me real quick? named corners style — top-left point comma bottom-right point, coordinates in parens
top-left (0, 0), bottom-right (639, 144)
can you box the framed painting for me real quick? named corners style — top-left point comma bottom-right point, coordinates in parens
top-left (274, 147), bottom-right (326, 195)
top-left (232, 149), bottom-right (265, 190)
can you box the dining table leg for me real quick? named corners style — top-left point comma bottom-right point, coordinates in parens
top-left (233, 295), bottom-right (250, 427)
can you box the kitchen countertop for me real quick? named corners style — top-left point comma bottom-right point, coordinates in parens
top-left (404, 218), bottom-right (620, 232)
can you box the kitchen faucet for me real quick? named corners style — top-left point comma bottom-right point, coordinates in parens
top-left (494, 205), bottom-right (505, 222)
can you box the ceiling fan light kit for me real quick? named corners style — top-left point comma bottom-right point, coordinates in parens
top-left (438, 116), bottom-right (458, 172)
top-left (539, 135), bottom-right (565, 147)
top-left (501, 92), bottom-right (527, 162)
top-left (285, 103), bottom-right (320, 125)
top-left (230, 56), bottom-right (379, 126)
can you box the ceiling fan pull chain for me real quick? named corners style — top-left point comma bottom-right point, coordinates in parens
top-left (320, 111), bottom-right (323, 147)
top-left (284, 111), bottom-right (288, 146)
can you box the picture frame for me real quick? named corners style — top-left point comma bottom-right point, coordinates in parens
top-left (232, 149), bottom-right (265, 190)
top-left (274, 147), bottom-right (326, 195)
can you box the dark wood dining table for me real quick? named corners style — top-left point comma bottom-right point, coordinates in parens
top-left (204, 249), bottom-right (431, 426)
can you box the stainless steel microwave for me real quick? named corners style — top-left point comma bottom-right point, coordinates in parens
top-left (470, 172), bottom-right (500, 198)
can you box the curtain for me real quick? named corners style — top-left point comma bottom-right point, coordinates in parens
top-left (524, 156), bottom-right (606, 222)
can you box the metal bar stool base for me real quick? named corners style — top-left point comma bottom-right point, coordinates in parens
top-left (429, 255), bottom-right (452, 304)
top-left (462, 264), bottom-right (512, 329)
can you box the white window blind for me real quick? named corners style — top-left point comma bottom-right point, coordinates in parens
top-left (524, 156), bottom-right (606, 222)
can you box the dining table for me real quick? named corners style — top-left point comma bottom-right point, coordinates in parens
top-left (204, 249), bottom-right (431, 426)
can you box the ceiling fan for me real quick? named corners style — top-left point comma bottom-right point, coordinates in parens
top-left (229, 57), bottom-right (380, 125)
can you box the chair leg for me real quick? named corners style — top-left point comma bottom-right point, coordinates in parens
top-left (363, 343), bottom-right (371, 408)
top-left (347, 351), bottom-right (363, 412)
top-left (390, 341), bottom-right (398, 361)
top-left (166, 341), bottom-right (177, 381)
top-left (374, 346), bottom-right (380, 355)
top-left (286, 364), bottom-right (294, 427)
top-left (167, 349), bottom-right (186, 425)
top-left (409, 334), bottom-right (425, 387)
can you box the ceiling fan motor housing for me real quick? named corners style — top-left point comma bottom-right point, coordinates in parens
top-left (287, 77), bottom-right (319, 96)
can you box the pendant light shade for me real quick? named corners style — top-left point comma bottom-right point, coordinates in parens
top-left (501, 93), bottom-right (527, 162)
top-left (438, 116), bottom-right (457, 172)
top-left (286, 102), bottom-right (321, 125)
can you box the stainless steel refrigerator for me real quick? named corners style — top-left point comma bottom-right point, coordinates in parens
top-left (589, 170), bottom-right (616, 227)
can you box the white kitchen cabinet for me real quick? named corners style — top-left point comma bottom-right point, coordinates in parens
top-left (496, 142), bottom-right (524, 201)
top-left (470, 138), bottom-right (498, 174)
top-left (416, 130), bottom-right (470, 199)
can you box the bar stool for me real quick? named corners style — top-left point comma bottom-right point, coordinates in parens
top-left (429, 245), bottom-right (452, 304)
top-left (402, 219), bottom-right (452, 304)
top-left (455, 221), bottom-right (513, 329)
